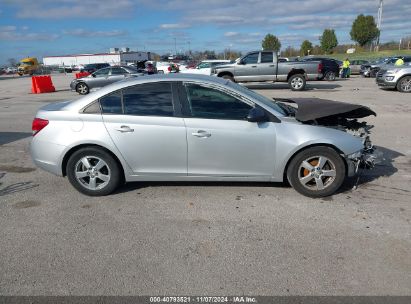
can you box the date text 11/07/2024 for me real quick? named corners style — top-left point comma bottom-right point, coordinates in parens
top-left (149, 296), bottom-right (257, 303)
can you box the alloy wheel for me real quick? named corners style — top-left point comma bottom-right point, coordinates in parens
top-left (400, 77), bottom-right (411, 92)
top-left (74, 156), bottom-right (111, 190)
top-left (298, 156), bottom-right (337, 191)
top-left (291, 77), bottom-right (304, 89)
top-left (77, 83), bottom-right (89, 94)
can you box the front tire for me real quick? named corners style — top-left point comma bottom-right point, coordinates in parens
top-left (288, 74), bottom-right (306, 91)
top-left (76, 82), bottom-right (89, 95)
top-left (396, 76), bottom-right (411, 93)
top-left (221, 74), bottom-right (235, 82)
top-left (287, 146), bottom-right (346, 198)
top-left (66, 147), bottom-right (122, 196)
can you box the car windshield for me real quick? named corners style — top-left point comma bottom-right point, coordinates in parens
top-left (227, 82), bottom-right (286, 116)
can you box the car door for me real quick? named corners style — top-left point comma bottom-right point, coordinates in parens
top-left (258, 51), bottom-right (276, 81)
top-left (181, 82), bottom-right (277, 178)
top-left (235, 52), bottom-right (260, 81)
top-left (101, 82), bottom-right (187, 176)
top-left (89, 67), bottom-right (111, 88)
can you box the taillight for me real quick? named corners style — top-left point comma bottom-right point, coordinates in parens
top-left (32, 118), bottom-right (49, 136)
top-left (318, 63), bottom-right (323, 73)
top-left (168, 66), bottom-right (172, 72)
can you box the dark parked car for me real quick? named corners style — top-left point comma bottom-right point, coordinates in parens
top-left (81, 63), bottom-right (111, 74)
top-left (300, 57), bottom-right (341, 81)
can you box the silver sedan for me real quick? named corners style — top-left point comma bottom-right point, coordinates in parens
top-left (31, 74), bottom-right (379, 197)
top-left (70, 65), bottom-right (145, 95)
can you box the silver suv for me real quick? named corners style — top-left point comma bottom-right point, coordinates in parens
top-left (376, 64), bottom-right (411, 92)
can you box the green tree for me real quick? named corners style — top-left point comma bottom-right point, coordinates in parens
top-left (350, 14), bottom-right (380, 46)
top-left (262, 34), bottom-right (281, 52)
top-left (300, 40), bottom-right (313, 56)
top-left (320, 29), bottom-right (338, 54)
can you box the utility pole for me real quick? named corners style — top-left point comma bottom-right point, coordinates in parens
top-left (376, 0), bottom-right (383, 51)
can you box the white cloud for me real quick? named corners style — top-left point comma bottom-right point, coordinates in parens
top-left (159, 23), bottom-right (190, 29)
top-left (224, 32), bottom-right (239, 37)
top-left (0, 25), bottom-right (58, 41)
top-left (8, 0), bottom-right (134, 19)
top-left (63, 29), bottom-right (127, 37)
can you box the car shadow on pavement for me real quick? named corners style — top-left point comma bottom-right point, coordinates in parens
top-left (116, 181), bottom-right (287, 194)
top-left (340, 146), bottom-right (404, 192)
top-left (116, 146), bottom-right (404, 196)
top-left (243, 83), bottom-right (341, 90)
top-left (0, 132), bottom-right (32, 145)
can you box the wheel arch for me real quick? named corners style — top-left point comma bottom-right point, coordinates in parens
top-left (287, 69), bottom-right (305, 81)
top-left (217, 71), bottom-right (234, 78)
top-left (62, 144), bottom-right (125, 182)
top-left (282, 143), bottom-right (348, 182)
top-left (396, 74), bottom-right (411, 86)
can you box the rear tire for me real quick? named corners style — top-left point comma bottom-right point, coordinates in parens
top-left (324, 71), bottom-right (336, 81)
top-left (66, 147), bottom-right (122, 196)
top-left (287, 146), bottom-right (346, 198)
top-left (396, 76), bottom-right (411, 93)
top-left (76, 82), bottom-right (89, 95)
top-left (288, 74), bottom-right (306, 91)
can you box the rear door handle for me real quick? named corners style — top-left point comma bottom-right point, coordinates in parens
top-left (269, 65), bottom-right (275, 67)
top-left (251, 65), bottom-right (257, 68)
top-left (192, 130), bottom-right (211, 138)
top-left (116, 125), bottom-right (134, 133)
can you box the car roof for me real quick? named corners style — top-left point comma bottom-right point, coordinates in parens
top-left (201, 60), bottom-right (231, 62)
top-left (65, 74), bottom-right (230, 110)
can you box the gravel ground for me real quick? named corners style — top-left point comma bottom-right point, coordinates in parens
top-left (0, 73), bottom-right (410, 295)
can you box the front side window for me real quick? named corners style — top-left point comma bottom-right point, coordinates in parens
top-left (100, 91), bottom-right (122, 114)
top-left (242, 53), bottom-right (259, 64)
top-left (122, 82), bottom-right (174, 117)
top-left (184, 84), bottom-right (253, 120)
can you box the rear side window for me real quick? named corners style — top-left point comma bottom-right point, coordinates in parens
top-left (122, 83), bottom-right (174, 116)
top-left (111, 67), bottom-right (126, 75)
top-left (100, 91), bottom-right (122, 114)
top-left (261, 52), bottom-right (273, 63)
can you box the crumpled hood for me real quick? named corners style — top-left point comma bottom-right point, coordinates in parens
top-left (278, 98), bottom-right (376, 122)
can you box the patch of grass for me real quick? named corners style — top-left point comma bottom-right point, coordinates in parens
top-left (329, 50), bottom-right (411, 61)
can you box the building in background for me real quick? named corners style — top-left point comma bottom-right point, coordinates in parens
top-left (43, 48), bottom-right (151, 67)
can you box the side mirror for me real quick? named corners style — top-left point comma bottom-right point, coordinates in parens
top-left (247, 107), bottom-right (268, 123)
top-left (238, 60), bottom-right (245, 65)
top-left (91, 73), bottom-right (96, 78)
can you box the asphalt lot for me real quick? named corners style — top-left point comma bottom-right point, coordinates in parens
top-left (0, 73), bottom-right (410, 295)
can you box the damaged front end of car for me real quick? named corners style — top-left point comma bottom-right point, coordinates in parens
top-left (274, 98), bottom-right (384, 176)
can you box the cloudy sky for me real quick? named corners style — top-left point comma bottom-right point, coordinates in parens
top-left (0, 0), bottom-right (410, 64)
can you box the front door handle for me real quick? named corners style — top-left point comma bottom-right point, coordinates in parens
top-left (192, 130), bottom-right (211, 138)
top-left (116, 125), bottom-right (134, 133)
top-left (251, 65), bottom-right (257, 68)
